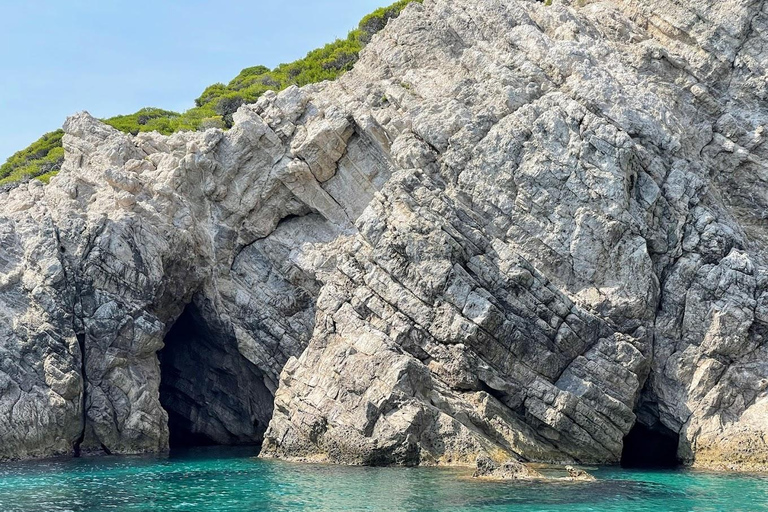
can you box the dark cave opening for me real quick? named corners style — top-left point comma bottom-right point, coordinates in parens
top-left (158, 302), bottom-right (274, 450)
top-left (621, 422), bottom-right (681, 469)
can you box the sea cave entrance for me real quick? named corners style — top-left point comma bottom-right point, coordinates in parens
top-left (158, 302), bottom-right (274, 450)
top-left (620, 421), bottom-right (681, 469)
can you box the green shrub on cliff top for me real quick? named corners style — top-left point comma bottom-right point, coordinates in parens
top-left (1, 0), bottom-right (422, 187)
top-left (0, 130), bottom-right (65, 186)
top-left (103, 107), bottom-right (182, 135)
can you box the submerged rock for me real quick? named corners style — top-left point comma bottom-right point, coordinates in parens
top-left (471, 458), bottom-right (595, 481)
top-left (473, 456), bottom-right (543, 480)
top-left (565, 465), bottom-right (596, 481)
top-left (0, 0), bottom-right (767, 471)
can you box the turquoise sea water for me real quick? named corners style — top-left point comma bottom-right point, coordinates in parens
top-left (0, 447), bottom-right (767, 512)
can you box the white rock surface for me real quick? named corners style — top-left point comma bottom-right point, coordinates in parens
top-left (0, 0), bottom-right (766, 470)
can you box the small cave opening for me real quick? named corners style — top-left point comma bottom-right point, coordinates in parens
top-left (621, 421), bottom-right (681, 469)
top-left (158, 301), bottom-right (274, 451)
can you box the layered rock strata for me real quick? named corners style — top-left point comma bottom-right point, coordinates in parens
top-left (0, 0), bottom-right (766, 471)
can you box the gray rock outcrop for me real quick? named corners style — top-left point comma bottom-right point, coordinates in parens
top-left (473, 456), bottom-right (543, 480)
top-left (0, 0), bottom-right (766, 471)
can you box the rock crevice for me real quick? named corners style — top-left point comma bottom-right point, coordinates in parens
top-left (0, 0), bottom-right (766, 471)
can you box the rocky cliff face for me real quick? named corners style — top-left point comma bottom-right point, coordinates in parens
top-left (1, 0), bottom-right (767, 470)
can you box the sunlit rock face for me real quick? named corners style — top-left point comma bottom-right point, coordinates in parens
top-left (0, 88), bottom-right (392, 458)
top-left (0, 0), bottom-right (767, 471)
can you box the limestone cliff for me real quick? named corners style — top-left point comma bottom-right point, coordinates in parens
top-left (0, 0), bottom-right (767, 471)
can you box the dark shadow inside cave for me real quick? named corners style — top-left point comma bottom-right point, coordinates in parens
top-left (158, 302), bottom-right (274, 450)
top-left (621, 422), bottom-right (681, 469)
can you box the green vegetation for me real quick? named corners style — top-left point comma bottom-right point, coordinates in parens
top-left (0, 130), bottom-right (65, 187)
top-left (1, 0), bottom-right (422, 188)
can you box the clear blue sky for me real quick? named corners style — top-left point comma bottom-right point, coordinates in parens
top-left (0, 0), bottom-right (390, 162)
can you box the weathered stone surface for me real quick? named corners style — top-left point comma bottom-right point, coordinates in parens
top-left (565, 465), bottom-right (596, 481)
top-left (473, 456), bottom-right (543, 480)
top-left (261, 0), bottom-right (768, 470)
top-left (0, 87), bottom-right (391, 457)
top-left (0, 0), bottom-right (767, 472)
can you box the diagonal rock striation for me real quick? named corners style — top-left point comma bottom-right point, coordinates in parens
top-left (0, 0), bottom-right (766, 471)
